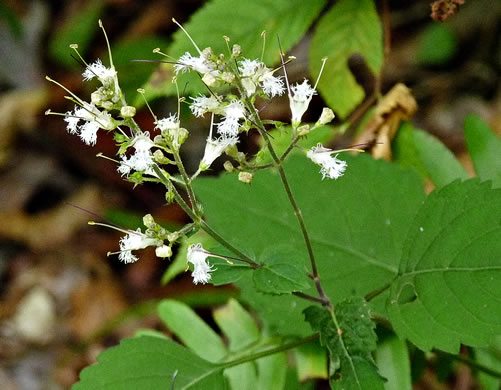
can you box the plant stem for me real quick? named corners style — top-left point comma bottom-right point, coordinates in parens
top-left (245, 101), bottom-right (331, 307)
top-left (437, 351), bottom-right (501, 379)
top-left (293, 291), bottom-right (329, 306)
top-left (152, 165), bottom-right (259, 268)
top-left (221, 334), bottom-right (319, 369)
top-left (364, 279), bottom-right (394, 302)
top-left (172, 149), bottom-right (200, 216)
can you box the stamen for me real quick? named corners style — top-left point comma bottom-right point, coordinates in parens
top-left (313, 57), bottom-right (327, 90)
top-left (172, 18), bottom-right (202, 55)
top-left (99, 20), bottom-right (114, 68)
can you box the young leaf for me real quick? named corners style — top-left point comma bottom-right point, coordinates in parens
top-left (310, 0), bottom-right (383, 118)
top-left (387, 179), bottom-right (501, 353)
top-left (158, 299), bottom-right (227, 362)
top-left (253, 246), bottom-right (311, 294)
top-left (213, 298), bottom-right (260, 352)
top-left (464, 115), bottom-right (501, 188)
top-left (393, 122), bottom-right (468, 187)
top-left (73, 336), bottom-right (225, 389)
top-left (375, 335), bottom-right (412, 390)
top-left (304, 298), bottom-right (384, 389)
top-left (194, 154), bottom-right (425, 335)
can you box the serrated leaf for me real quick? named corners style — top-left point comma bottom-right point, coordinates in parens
top-left (375, 335), bottom-right (411, 390)
top-left (194, 153), bottom-right (424, 334)
top-left (310, 0), bottom-right (383, 118)
top-left (253, 246), bottom-right (310, 294)
top-left (213, 298), bottom-right (260, 352)
top-left (387, 179), bottom-right (501, 353)
top-left (73, 336), bottom-right (224, 390)
top-left (142, 0), bottom-right (327, 100)
top-left (464, 115), bottom-right (501, 188)
top-left (158, 300), bottom-right (227, 362)
top-left (304, 298), bottom-right (384, 390)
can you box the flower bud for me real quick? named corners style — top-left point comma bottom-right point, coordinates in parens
top-left (101, 101), bottom-right (113, 111)
top-left (222, 72), bottom-right (235, 83)
top-left (120, 105), bottom-right (136, 118)
top-left (232, 44), bottom-right (241, 57)
top-left (143, 214), bottom-right (156, 229)
top-left (202, 47), bottom-right (213, 59)
top-left (153, 150), bottom-right (171, 164)
top-left (202, 72), bottom-right (217, 87)
top-left (155, 245), bottom-right (172, 258)
top-left (223, 161), bottom-right (234, 172)
top-left (297, 124), bottom-right (311, 136)
top-left (238, 172), bottom-right (253, 184)
top-left (317, 107), bottom-right (335, 126)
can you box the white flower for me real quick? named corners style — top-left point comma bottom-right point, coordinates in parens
top-left (190, 95), bottom-right (221, 117)
top-left (155, 114), bottom-right (180, 131)
top-left (82, 59), bottom-right (117, 86)
top-left (317, 107), bottom-right (335, 126)
top-left (187, 243), bottom-right (215, 284)
top-left (155, 245), bottom-right (172, 258)
top-left (289, 79), bottom-right (316, 125)
top-left (238, 58), bottom-right (284, 98)
top-left (117, 133), bottom-right (156, 176)
top-left (175, 52), bottom-right (216, 75)
top-left (155, 114), bottom-right (188, 149)
top-left (307, 143), bottom-right (347, 180)
top-left (260, 71), bottom-right (285, 97)
top-left (217, 100), bottom-right (245, 137)
top-left (119, 228), bottom-right (157, 264)
top-left (200, 135), bottom-right (238, 171)
top-left (64, 103), bottom-right (116, 146)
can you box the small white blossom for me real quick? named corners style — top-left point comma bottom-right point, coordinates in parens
top-left (190, 95), bottom-right (221, 117)
top-left (187, 243), bottom-right (215, 284)
top-left (260, 71), bottom-right (285, 97)
top-left (317, 107), bottom-right (335, 126)
top-left (119, 228), bottom-right (157, 264)
top-left (217, 100), bottom-right (245, 137)
top-left (200, 135), bottom-right (238, 171)
top-left (155, 114), bottom-right (180, 131)
top-left (289, 79), bottom-right (316, 125)
top-left (307, 143), bottom-right (347, 180)
top-left (82, 59), bottom-right (117, 86)
top-left (238, 58), bottom-right (284, 98)
top-left (117, 133), bottom-right (156, 176)
top-left (64, 103), bottom-right (116, 146)
top-left (175, 52), bottom-right (216, 75)
top-left (155, 245), bottom-right (172, 258)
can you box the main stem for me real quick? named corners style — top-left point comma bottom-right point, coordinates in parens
top-left (245, 102), bottom-right (330, 307)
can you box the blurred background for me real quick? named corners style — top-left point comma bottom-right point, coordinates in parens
top-left (0, 0), bottom-right (500, 388)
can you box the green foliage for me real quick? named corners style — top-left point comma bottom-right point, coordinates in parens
top-left (387, 179), bottom-right (501, 353)
top-left (464, 115), bottom-right (501, 188)
top-left (417, 23), bottom-right (457, 65)
top-left (194, 153), bottom-right (425, 334)
top-left (141, 0), bottom-right (327, 102)
top-left (73, 336), bottom-right (225, 389)
top-left (49, 1), bottom-right (104, 67)
top-left (294, 341), bottom-right (328, 381)
top-left (310, 0), bottom-right (383, 118)
top-left (375, 335), bottom-right (412, 390)
top-left (304, 298), bottom-right (384, 389)
top-left (393, 122), bottom-right (468, 187)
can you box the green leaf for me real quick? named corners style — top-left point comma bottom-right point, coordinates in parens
top-left (387, 179), bottom-right (501, 353)
top-left (294, 341), bottom-right (328, 381)
top-left (194, 153), bottom-right (425, 335)
top-left (49, 1), bottom-right (104, 67)
top-left (253, 246), bottom-right (311, 294)
top-left (142, 0), bottom-right (327, 101)
top-left (158, 299), bottom-right (227, 362)
top-left (417, 23), bottom-right (457, 66)
top-left (73, 336), bottom-right (224, 389)
top-left (224, 364), bottom-right (257, 390)
top-left (393, 122), bottom-right (468, 187)
top-left (475, 336), bottom-right (501, 390)
top-left (464, 115), bottom-right (501, 188)
top-left (256, 351), bottom-right (287, 390)
top-left (310, 0), bottom-right (383, 118)
top-left (213, 298), bottom-right (260, 352)
top-left (304, 298), bottom-right (384, 390)
top-left (375, 335), bottom-right (411, 390)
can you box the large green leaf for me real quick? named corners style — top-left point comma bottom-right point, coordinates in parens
top-left (304, 298), bottom-right (384, 390)
top-left (375, 335), bottom-right (411, 390)
top-left (464, 115), bottom-right (501, 188)
top-left (73, 336), bottom-right (224, 389)
top-left (387, 179), bottom-right (501, 353)
top-left (310, 0), bottom-right (383, 118)
top-left (142, 0), bottom-right (327, 101)
top-left (194, 153), bottom-right (425, 334)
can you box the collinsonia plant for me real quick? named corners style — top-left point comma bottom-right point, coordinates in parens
top-left (47, 18), bottom-right (501, 390)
